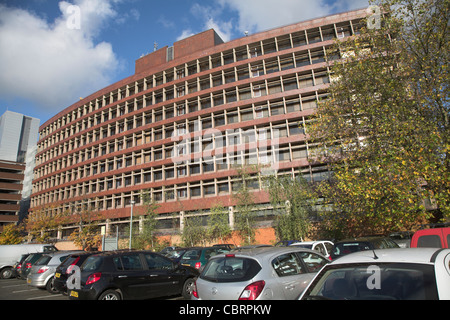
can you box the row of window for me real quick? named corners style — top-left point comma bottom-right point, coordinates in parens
top-left (33, 116), bottom-right (313, 194)
top-left (32, 164), bottom-right (330, 212)
top-left (35, 88), bottom-right (327, 180)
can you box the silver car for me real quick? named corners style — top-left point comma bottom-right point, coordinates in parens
top-left (192, 246), bottom-right (329, 300)
top-left (27, 251), bottom-right (83, 293)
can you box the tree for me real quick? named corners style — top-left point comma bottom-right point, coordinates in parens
top-left (232, 166), bottom-right (258, 245)
top-left (0, 224), bottom-right (24, 244)
top-left (68, 200), bottom-right (102, 251)
top-left (266, 174), bottom-right (316, 241)
top-left (130, 193), bottom-right (160, 250)
top-left (308, 0), bottom-right (449, 237)
top-left (181, 215), bottom-right (207, 247)
top-left (207, 202), bottom-right (232, 244)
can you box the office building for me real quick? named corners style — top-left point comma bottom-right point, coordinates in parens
top-left (30, 9), bottom-right (367, 241)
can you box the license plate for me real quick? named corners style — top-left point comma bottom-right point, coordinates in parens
top-left (55, 273), bottom-right (60, 278)
top-left (27, 278), bottom-right (31, 284)
top-left (70, 290), bottom-right (79, 298)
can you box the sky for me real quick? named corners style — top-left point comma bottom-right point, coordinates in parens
top-left (0, 0), bottom-right (370, 126)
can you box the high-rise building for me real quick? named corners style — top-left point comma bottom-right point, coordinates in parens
top-left (0, 111), bottom-right (40, 229)
top-left (30, 9), bottom-right (367, 242)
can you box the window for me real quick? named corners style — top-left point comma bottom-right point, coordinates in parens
top-left (113, 254), bottom-right (143, 271)
top-left (298, 252), bottom-right (329, 273)
top-left (144, 253), bottom-right (173, 270)
top-left (272, 253), bottom-right (305, 277)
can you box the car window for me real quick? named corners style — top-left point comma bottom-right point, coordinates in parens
top-left (144, 254), bottom-right (173, 270)
top-left (417, 235), bottom-right (442, 248)
top-left (324, 242), bottom-right (333, 253)
top-left (82, 256), bottom-right (103, 272)
top-left (181, 249), bottom-right (201, 260)
top-left (299, 252), bottom-right (328, 273)
top-left (313, 244), bottom-right (326, 255)
top-left (201, 257), bottom-right (262, 283)
top-left (272, 253), bottom-right (305, 277)
top-left (36, 255), bottom-right (51, 266)
top-left (113, 255), bottom-right (143, 271)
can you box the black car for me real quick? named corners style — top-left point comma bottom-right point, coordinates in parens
top-left (330, 236), bottom-right (400, 260)
top-left (12, 254), bottom-right (30, 278)
top-left (18, 252), bottom-right (46, 280)
top-left (53, 252), bottom-right (96, 295)
top-left (68, 250), bottom-right (199, 300)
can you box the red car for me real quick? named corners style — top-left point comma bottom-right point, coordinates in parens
top-left (411, 226), bottom-right (450, 248)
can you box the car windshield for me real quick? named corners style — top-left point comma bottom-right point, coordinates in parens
top-left (303, 263), bottom-right (438, 300)
top-left (166, 249), bottom-right (186, 259)
top-left (200, 256), bottom-right (262, 283)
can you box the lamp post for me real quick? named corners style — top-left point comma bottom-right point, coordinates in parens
top-left (129, 200), bottom-right (135, 249)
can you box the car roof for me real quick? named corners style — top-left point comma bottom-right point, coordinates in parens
top-left (226, 246), bottom-right (319, 259)
top-left (335, 236), bottom-right (390, 243)
top-left (327, 248), bottom-right (448, 265)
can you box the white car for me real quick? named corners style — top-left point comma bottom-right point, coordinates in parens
top-left (299, 248), bottom-right (450, 300)
top-left (290, 241), bottom-right (334, 259)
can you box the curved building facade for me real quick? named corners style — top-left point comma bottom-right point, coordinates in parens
top-left (30, 9), bottom-right (367, 240)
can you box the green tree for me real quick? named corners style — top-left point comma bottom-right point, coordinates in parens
top-left (267, 174), bottom-right (316, 241)
top-left (131, 193), bottom-right (160, 250)
top-left (308, 0), bottom-right (449, 237)
top-left (207, 202), bottom-right (232, 244)
top-left (181, 215), bottom-right (207, 247)
top-left (233, 166), bottom-right (258, 245)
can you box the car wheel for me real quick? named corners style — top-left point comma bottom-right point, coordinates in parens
top-left (182, 278), bottom-right (195, 300)
top-left (46, 278), bottom-right (59, 294)
top-left (0, 268), bottom-right (13, 279)
top-left (98, 289), bottom-right (122, 300)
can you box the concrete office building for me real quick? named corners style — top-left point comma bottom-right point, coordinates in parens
top-left (30, 9), bottom-right (367, 242)
top-left (0, 111), bottom-right (40, 229)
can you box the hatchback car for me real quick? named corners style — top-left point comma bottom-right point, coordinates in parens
top-left (68, 250), bottom-right (199, 300)
top-left (27, 251), bottom-right (83, 293)
top-left (299, 248), bottom-right (450, 300)
top-left (180, 247), bottom-right (230, 270)
top-left (192, 246), bottom-right (330, 300)
top-left (11, 254), bottom-right (30, 278)
top-left (290, 241), bottom-right (334, 259)
top-left (330, 236), bottom-right (399, 260)
top-left (53, 252), bottom-right (96, 295)
top-left (18, 252), bottom-right (46, 280)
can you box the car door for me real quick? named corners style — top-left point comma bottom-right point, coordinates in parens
top-left (143, 252), bottom-right (181, 298)
top-left (271, 252), bottom-right (311, 300)
top-left (112, 254), bottom-right (150, 299)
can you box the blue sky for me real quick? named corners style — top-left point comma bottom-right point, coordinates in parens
top-left (0, 0), bottom-right (369, 126)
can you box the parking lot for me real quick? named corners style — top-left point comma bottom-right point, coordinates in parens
top-left (0, 278), bottom-right (185, 300)
top-left (0, 278), bottom-right (68, 300)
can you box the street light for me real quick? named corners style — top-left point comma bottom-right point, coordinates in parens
top-left (129, 200), bottom-right (135, 249)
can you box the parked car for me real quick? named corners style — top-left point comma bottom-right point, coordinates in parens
top-left (68, 250), bottom-right (199, 300)
top-left (192, 246), bottom-right (330, 300)
top-left (0, 244), bottom-right (57, 279)
top-left (389, 231), bottom-right (413, 248)
top-left (411, 226), bottom-right (449, 248)
top-left (18, 252), bottom-right (46, 280)
top-left (159, 246), bottom-right (180, 255)
top-left (290, 241), bottom-right (334, 259)
top-left (330, 236), bottom-right (399, 260)
top-left (27, 251), bottom-right (83, 293)
top-left (275, 240), bottom-right (300, 247)
top-left (180, 247), bottom-right (230, 270)
top-left (213, 244), bottom-right (237, 250)
top-left (11, 254), bottom-right (30, 278)
top-left (299, 248), bottom-right (450, 300)
top-left (53, 252), bottom-right (96, 295)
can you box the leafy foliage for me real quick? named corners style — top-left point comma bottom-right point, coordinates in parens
top-left (308, 0), bottom-right (449, 236)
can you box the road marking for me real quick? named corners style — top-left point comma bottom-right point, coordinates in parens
top-left (1, 284), bottom-right (26, 288)
top-left (27, 294), bottom-right (63, 300)
top-left (13, 288), bottom-right (39, 293)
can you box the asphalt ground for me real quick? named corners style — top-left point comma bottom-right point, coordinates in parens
top-left (0, 277), bottom-right (68, 300)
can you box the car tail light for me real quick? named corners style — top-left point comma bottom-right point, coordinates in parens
top-left (17, 264), bottom-right (22, 270)
top-left (86, 272), bottom-right (101, 285)
top-left (194, 262), bottom-right (202, 269)
top-left (25, 263), bottom-right (32, 269)
top-left (239, 281), bottom-right (265, 300)
top-left (37, 266), bottom-right (49, 274)
top-left (192, 280), bottom-right (199, 299)
top-left (66, 257), bottom-right (80, 274)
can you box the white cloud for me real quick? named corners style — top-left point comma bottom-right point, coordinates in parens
top-left (0, 0), bottom-right (122, 112)
top-left (217, 0), bottom-right (370, 34)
